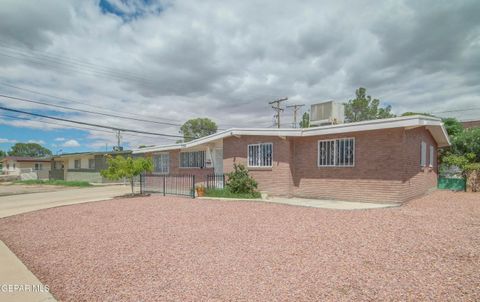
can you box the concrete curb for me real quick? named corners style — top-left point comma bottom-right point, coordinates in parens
top-left (0, 240), bottom-right (56, 302)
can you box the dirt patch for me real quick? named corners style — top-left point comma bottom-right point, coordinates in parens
top-left (0, 191), bottom-right (479, 301)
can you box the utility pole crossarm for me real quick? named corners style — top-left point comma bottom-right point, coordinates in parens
top-left (269, 97), bottom-right (288, 128)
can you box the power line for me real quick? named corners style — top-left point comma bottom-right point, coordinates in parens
top-left (432, 107), bottom-right (480, 114)
top-left (0, 106), bottom-right (187, 138)
top-left (0, 41), bottom-right (288, 127)
top-left (0, 81), bottom-right (182, 124)
top-left (0, 93), bottom-right (182, 127)
top-left (0, 113), bottom-right (179, 142)
top-left (269, 97), bottom-right (288, 128)
top-left (0, 82), bottom-right (232, 129)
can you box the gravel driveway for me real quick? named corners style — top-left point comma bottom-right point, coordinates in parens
top-left (0, 191), bottom-right (479, 301)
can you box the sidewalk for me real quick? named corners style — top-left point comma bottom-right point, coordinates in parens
top-left (0, 240), bottom-right (56, 302)
top-left (0, 185), bottom-right (130, 218)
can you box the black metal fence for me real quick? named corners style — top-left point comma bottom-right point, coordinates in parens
top-left (206, 174), bottom-right (225, 189)
top-left (140, 174), bottom-right (195, 198)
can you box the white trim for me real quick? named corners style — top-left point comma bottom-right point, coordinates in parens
top-left (132, 115), bottom-right (450, 154)
top-left (247, 142), bottom-right (273, 168)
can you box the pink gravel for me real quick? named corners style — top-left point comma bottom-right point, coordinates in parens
top-left (0, 191), bottom-right (479, 301)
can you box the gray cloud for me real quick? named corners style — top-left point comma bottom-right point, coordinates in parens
top-left (0, 0), bottom-right (479, 149)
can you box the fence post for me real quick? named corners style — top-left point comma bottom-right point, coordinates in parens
top-left (222, 174), bottom-right (225, 188)
top-left (163, 175), bottom-right (166, 196)
top-left (192, 175), bottom-right (195, 198)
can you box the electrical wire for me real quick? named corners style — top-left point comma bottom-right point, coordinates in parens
top-left (0, 106), bottom-right (187, 138)
top-left (0, 93), bottom-right (182, 126)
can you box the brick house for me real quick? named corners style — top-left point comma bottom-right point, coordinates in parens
top-left (134, 115), bottom-right (450, 203)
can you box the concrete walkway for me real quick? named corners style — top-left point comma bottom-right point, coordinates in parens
top-left (0, 240), bottom-right (56, 302)
top-left (266, 197), bottom-right (399, 210)
top-left (0, 185), bottom-right (130, 218)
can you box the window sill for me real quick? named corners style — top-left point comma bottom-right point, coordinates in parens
top-left (317, 166), bottom-right (355, 168)
top-left (247, 166), bottom-right (273, 171)
top-left (179, 167), bottom-right (212, 169)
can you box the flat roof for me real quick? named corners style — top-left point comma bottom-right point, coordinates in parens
top-left (1, 156), bottom-right (51, 162)
top-left (133, 115), bottom-right (450, 154)
top-left (52, 150), bottom-right (132, 159)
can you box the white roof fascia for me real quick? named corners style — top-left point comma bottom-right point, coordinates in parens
top-left (132, 143), bottom-right (185, 154)
top-left (132, 115), bottom-right (450, 153)
top-left (301, 116), bottom-right (442, 136)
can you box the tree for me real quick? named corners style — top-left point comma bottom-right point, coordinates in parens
top-left (299, 112), bottom-right (310, 128)
top-left (180, 118), bottom-right (218, 142)
top-left (8, 143), bottom-right (52, 157)
top-left (442, 117), bottom-right (464, 137)
top-left (441, 128), bottom-right (480, 191)
top-left (0, 150), bottom-right (5, 158)
top-left (100, 155), bottom-right (153, 195)
top-left (449, 128), bottom-right (480, 162)
top-left (344, 87), bottom-right (395, 122)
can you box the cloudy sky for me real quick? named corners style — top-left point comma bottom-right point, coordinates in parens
top-left (0, 0), bottom-right (479, 153)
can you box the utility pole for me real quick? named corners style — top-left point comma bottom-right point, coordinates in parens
top-left (286, 104), bottom-right (305, 128)
top-left (115, 130), bottom-right (122, 149)
top-left (269, 97), bottom-right (288, 128)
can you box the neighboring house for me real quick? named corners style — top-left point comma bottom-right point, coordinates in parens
top-left (461, 119), bottom-right (480, 129)
top-left (133, 115), bottom-right (450, 203)
top-left (1, 156), bottom-right (51, 179)
top-left (50, 150), bottom-right (132, 183)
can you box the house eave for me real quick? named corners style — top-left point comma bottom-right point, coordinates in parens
top-left (132, 115), bottom-right (451, 153)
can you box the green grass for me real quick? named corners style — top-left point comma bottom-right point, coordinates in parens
top-left (205, 188), bottom-right (261, 199)
top-left (14, 179), bottom-right (92, 187)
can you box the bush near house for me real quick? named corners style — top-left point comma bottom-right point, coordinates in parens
top-left (204, 164), bottom-right (261, 199)
top-left (226, 163), bottom-right (259, 194)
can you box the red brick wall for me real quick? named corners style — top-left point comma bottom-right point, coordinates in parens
top-left (222, 127), bottom-right (439, 203)
top-left (144, 150), bottom-right (214, 186)
top-left (293, 128), bottom-right (410, 203)
top-left (223, 136), bottom-right (294, 196)
top-left (401, 127), bottom-right (438, 201)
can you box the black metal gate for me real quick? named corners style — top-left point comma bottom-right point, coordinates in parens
top-left (140, 174), bottom-right (195, 198)
top-left (206, 174), bottom-right (225, 189)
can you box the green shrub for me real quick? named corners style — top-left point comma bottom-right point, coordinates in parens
top-left (226, 163), bottom-right (258, 194)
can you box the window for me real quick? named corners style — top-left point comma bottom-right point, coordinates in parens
top-left (34, 163), bottom-right (43, 170)
top-left (74, 159), bottom-right (81, 169)
top-left (318, 138), bottom-right (355, 167)
top-left (420, 141), bottom-right (426, 167)
top-left (429, 145), bottom-right (435, 167)
top-left (88, 159), bottom-right (95, 170)
top-left (180, 151), bottom-right (206, 168)
top-left (248, 143), bottom-right (273, 167)
top-left (153, 153), bottom-right (169, 174)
